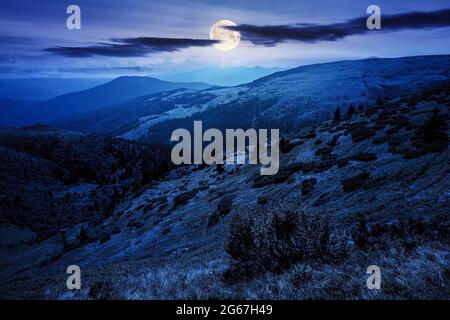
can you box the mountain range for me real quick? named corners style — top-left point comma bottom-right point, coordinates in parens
top-left (0, 77), bottom-right (211, 127)
top-left (2, 55), bottom-right (448, 136)
top-left (157, 66), bottom-right (284, 86)
top-left (0, 79), bottom-right (448, 299)
top-left (0, 78), bottom-right (107, 101)
top-left (52, 55), bottom-right (450, 143)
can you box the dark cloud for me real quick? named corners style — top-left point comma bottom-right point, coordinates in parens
top-left (45, 37), bottom-right (219, 57)
top-left (44, 9), bottom-right (450, 57)
top-left (227, 9), bottom-right (450, 46)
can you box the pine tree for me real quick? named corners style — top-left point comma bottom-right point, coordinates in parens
top-left (376, 96), bottom-right (384, 106)
top-left (216, 163), bottom-right (224, 174)
top-left (346, 104), bottom-right (355, 119)
top-left (333, 107), bottom-right (341, 121)
top-left (423, 108), bottom-right (448, 146)
top-left (78, 226), bottom-right (89, 244)
top-left (62, 231), bottom-right (68, 249)
top-left (14, 195), bottom-right (22, 204)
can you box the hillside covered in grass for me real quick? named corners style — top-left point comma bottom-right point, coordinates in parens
top-left (0, 82), bottom-right (448, 299)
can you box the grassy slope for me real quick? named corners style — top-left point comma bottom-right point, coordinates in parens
top-left (0, 85), bottom-right (449, 299)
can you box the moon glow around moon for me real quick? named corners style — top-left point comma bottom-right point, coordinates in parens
top-left (209, 19), bottom-right (241, 51)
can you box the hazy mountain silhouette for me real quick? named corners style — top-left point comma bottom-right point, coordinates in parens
top-left (158, 66), bottom-right (283, 86)
top-left (0, 78), bottom-right (107, 101)
top-left (0, 76), bottom-right (211, 126)
top-left (54, 55), bottom-right (450, 142)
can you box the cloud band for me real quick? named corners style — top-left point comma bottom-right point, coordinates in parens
top-left (227, 9), bottom-right (450, 46)
top-left (45, 37), bottom-right (219, 57)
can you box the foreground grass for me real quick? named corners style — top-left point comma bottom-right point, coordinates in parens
top-left (1, 241), bottom-right (447, 300)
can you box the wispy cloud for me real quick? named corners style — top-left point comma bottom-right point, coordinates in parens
top-left (227, 9), bottom-right (450, 46)
top-left (45, 37), bottom-right (219, 57)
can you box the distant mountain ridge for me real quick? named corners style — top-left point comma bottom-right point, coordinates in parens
top-left (0, 78), bottom-right (107, 101)
top-left (1, 84), bottom-right (448, 298)
top-left (0, 76), bottom-right (211, 127)
top-left (55, 55), bottom-right (450, 142)
top-left (158, 66), bottom-right (284, 86)
top-left (0, 98), bottom-right (34, 127)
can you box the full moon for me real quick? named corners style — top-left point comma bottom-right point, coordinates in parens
top-left (209, 19), bottom-right (241, 51)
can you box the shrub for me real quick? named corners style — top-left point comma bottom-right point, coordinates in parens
top-left (217, 195), bottom-right (234, 216)
top-left (207, 213), bottom-right (220, 228)
top-left (207, 195), bottom-right (235, 227)
top-left (352, 213), bottom-right (449, 252)
top-left (88, 281), bottom-right (114, 300)
top-left (127, 219), bottom-right (144, 229)
top-left (372, 135), bottom-right (390, 145)
top-left (301, 178), bottom-right (317, 195)
top-left (279, 137), bottom-right (296, 153)
top-left (341, 172), bottom-right (370, 192)
top-left (376, 96), bottom-right (384, 106)
top-left (345, 104), bottom-right (355, 119)
top-left (78, 226), bottom-right (89, 244)
top-left (421, 108), bottom-right (448, 152)
top-left (327, 134), bottom-right (341, 147)
top-left (289, 264), bottom-right (313, 287)
top-left (162, 226), bottom-right (171, 235)
top-left (349, 152), bottom-right (377, 162)
top-left (173, 189), bottom-right (198, 208)
top-left (402, 148), bottom-right (421, 159)
top-left (348, 125), bottom-right (376, 142)
top-left (216, 164), bottom-right (224, 174)
top-left (100, 233), bottom-right (111, 243)
top-left (111, 226), bottom-right (121, 234)
top-left (225, 205), bottom-right (347, 280)
top-left (253, 167), bottom-right (291, 188)
top-left (257, 195), bottom-right (268, 205)
top-left (333, 107), bottom-right (341, 121)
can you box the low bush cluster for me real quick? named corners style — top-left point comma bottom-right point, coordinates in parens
top-left (225, 205), bottom-right (348, 280)
top-left (341, 172), bottom-right (371, 192)
top-left (207, 195), bottom-right (235, 227)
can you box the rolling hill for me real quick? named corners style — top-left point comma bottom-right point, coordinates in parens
top-left (0, 78), bottom-right (106, 101)
top-left (157, 66), bottom-right (283, 86)
top-left (1, 83), bottom-right (448, 299)
top-left (0, 77), bottom-right (211, 127)
top-left (55, 55), bottom-right (450, 143)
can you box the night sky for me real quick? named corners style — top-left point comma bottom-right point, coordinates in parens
top-left (1, 0), bottom-right (449, 78)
